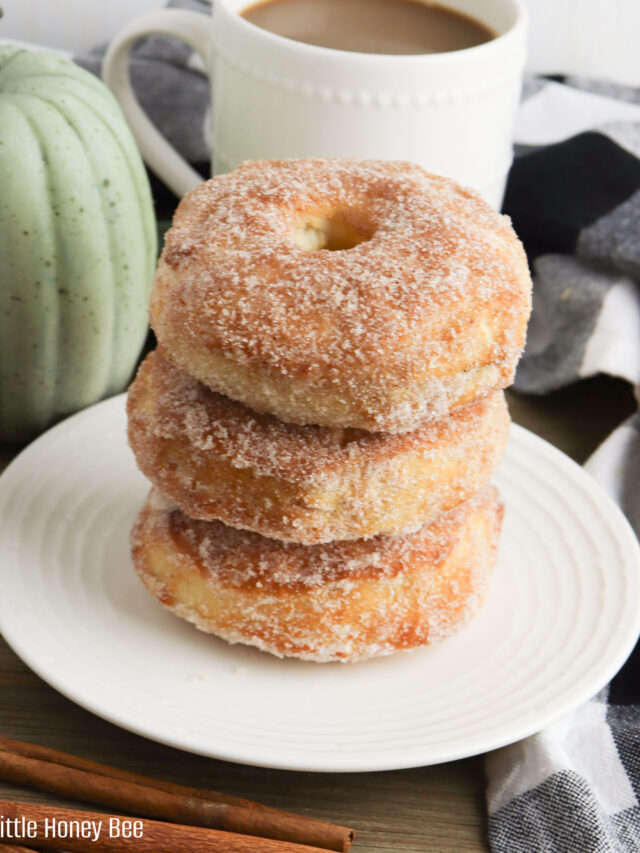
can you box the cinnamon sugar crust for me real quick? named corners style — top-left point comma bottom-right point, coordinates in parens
top-left (131, 487), bottom-right (503, 663)
top-left (127, 350), bottom-right (510, 543)
top-left (150, 159), bottom-right (531, 432)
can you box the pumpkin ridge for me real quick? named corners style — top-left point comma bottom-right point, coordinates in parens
top-left (21, 89), bottom-right (154, 394)
top-left (0, 48), bottom-right (25, 78)
top-left (9, 72), bottom-right (117, 101)
top-left (18, 105), bottom-right (68, 414)
top-left (48, 88), bottom-right (158, 287)
top-left (8, 77), bottom-right (156, 290)
top-left (20, 96), bottom-right (115, 408)
top-left (0, 49), bottom-right (106, 88)
top-left (0, 103), bottom-right (60, 434)
top-left (49, 91), bottom-right (156, 382)
top-left (0, 46), bottom-right (156, 441)
top-left (39, 93), bottom-right (121, 391)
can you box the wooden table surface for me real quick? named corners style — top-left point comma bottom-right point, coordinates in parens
top-left (0, 376), bottom-right (635, 852)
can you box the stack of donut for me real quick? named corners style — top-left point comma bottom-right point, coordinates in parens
top-left (128, 159), bottom-right (531, 663)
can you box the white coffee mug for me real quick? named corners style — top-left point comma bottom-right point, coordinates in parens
top-left (103, 0), bottom-right (527, 207)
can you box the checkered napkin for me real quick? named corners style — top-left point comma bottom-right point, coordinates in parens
top-left (76, 22), bottom-right (640, 849)
top-left (487, 77), bottom-right (640, 853)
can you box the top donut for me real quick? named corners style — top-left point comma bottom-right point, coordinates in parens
top-left (150, 159), bottom-right (531, 433)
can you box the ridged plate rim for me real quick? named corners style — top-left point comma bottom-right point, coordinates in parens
top-left (0, 394), bottom-right (638, 772)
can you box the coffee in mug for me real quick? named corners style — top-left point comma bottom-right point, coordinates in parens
top-left (241, 0), bottom-right (495, 55)
top-left (103, 0), bottom-right (527, 206)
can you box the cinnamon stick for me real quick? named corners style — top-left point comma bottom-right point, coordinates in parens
top-left (0, 847), bottom-right (56, 853)
top-left (0, 748), bottom-right (352, 852)
top-left (0, 846), bottom-right (43, 853)
top-left (0, 801), bottom-right (328, 852)
top-left (0, 738), bottom-right (353, 850)
top-left (0, 736), bottom-right (267, 811)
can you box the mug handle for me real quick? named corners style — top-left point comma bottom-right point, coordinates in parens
top-left (102, 9), bottom-right (210, 198)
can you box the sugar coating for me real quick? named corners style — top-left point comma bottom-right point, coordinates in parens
top-left (132, 159), bottom-right (523, 660)
top-left (150, 159), bottom-right (532, 431)
top-left (138, 487), bottom-right (492, 587)
top-left (127, 350), bottom-right (510, 542)
top-left (131, 487), bottom-right (504, 662)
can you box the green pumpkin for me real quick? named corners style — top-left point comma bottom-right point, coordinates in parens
top-left (0, 47), bottom-right (157, 443)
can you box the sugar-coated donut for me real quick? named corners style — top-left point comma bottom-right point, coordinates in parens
top-left (150, 159), bottom-right (531, 432)
top-left (131, 487), bottom-right (503, 663)
top-left (127, 350), bottom-right (510, 544)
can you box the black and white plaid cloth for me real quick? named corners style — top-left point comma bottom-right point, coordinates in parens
top-left (488, 77), bottom-right (640, 852)
top-left (74, 18), bottom-right (638, 851)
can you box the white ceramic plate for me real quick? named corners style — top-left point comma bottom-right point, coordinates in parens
top-left (0, 395), bottom-right (639, 772)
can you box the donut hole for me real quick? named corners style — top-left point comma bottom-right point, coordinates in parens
top-left (292, 211), bottom-right (374, 251)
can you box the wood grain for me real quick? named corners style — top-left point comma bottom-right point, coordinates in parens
top-left (0, 748), bottom-right (352, 851)
top-left (0, 636), bottom-right (487, 852)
